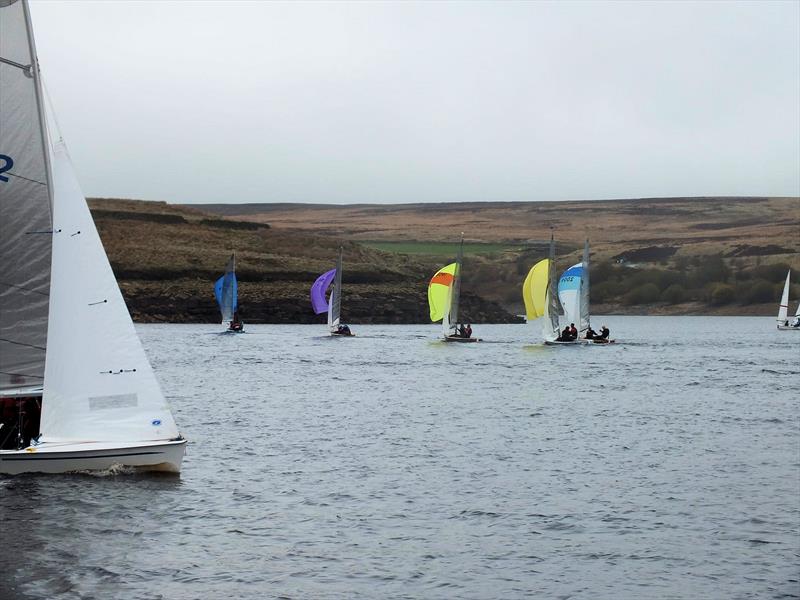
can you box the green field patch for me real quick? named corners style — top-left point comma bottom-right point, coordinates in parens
top-left (361, 241), bottom-right (519, 256)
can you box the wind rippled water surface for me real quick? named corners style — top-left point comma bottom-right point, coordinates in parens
top-left (1, 317), bottom-right (798, 599)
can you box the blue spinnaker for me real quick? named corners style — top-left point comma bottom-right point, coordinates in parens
top-left (214, 258), bottom-right (238, 323)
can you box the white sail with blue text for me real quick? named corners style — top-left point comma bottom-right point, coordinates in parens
top-left (0, 0), bottom-right (186, 474)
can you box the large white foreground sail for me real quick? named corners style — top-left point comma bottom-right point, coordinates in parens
top-left (0, 0), bottom-right (185, 474)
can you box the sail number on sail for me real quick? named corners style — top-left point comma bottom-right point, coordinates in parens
top-left (0, 154), bottom-right (13, 181)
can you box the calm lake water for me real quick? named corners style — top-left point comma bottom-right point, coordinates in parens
top-left (1, 317), bottom-right (798, 599)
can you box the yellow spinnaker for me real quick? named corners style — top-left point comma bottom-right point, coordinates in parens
top-left (428, 263), bottom-right (457, 322)
top-left (522, 258), bottom-right (549, 319)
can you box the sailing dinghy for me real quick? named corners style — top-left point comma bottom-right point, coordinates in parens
top-left (428, 236), bottom-right (479, 342)
top-left (556, 239), bottom-right (612, 344)
top-left (522, 234), bottom-right (563, 344)
top-left (0, 0), bottom-right (186, 474)
top-left (311, 247), bottom-right (354, 336)
top-left (215, 252), bottom-right (243, 332)
top-left (777, 271), bottom-right (800, 330)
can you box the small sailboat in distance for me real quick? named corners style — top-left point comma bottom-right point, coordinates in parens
top-left (0, 0), bottom-right (185, 474)
top-left (311, 247), bottom-right (354, 336)
top-left (428, 235), bottom-right (478, 342)
top-left (522, 234), bottom-right (562, 344)
top-left (215, 252), bottom-right (243, 332)
top-left (777, 271), bottom-right (800, 330)
top-left (564, 240), bottom-right (613, 344)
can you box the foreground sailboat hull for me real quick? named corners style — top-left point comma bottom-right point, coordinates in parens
top-left (0, 439), bottom-right (187, 475)
top-left (444, 336), bottom-right (480, 343)
top-left (777, 326), bottom-right (800, 331)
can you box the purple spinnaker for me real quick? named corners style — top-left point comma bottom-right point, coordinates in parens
top-left (310, 268), bottom-right (336, 314)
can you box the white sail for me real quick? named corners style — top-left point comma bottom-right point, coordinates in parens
top-left (329, 248), bottom-right (342, 332)
top-left (441, 293), bottom-right (452, 339)
top-left (39, 141), bottom-right (179, 443)
top-left (449, 237), bottom-right (463, 336)
top-left (0, 0), bottom-right (184, 473)
top-left (580, 239), bottom-right (591, 334)
top-left (0, 0), bottom-right (53, 393)
top-left (777, 271), bottom-right (790, 324)
top-left (543, 234), bottom-right (561, 342)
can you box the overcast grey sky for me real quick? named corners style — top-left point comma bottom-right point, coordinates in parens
top-left (28, 0), bottom-right (800, 204)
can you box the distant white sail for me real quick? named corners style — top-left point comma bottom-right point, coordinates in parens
top-left (777, 271), bottom-right (790, 324)
top-left (544, 234), bottom-right (561, 342)
top-left (329, 248), bottom-right (343, 331)
top-left (580, 240), bottom-right (591, 334)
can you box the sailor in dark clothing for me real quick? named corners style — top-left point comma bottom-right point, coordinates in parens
top-left (569, 323), bottom-right (578, 339)
top-left (558, 326), bottom-right (572, 341)
top-left (458, 324), bottom-right (467, 338)
top-left (465, 324), bottom-right (473, 338)
top-left (585, 327), bottom-right (597, 339)
top-left (597, 325), bottom-right (610, 340)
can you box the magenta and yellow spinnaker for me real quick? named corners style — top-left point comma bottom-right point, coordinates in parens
top-left (428, 263), bottom-right (457, 322)
top-left (522, 258), bottom-right (549, 319)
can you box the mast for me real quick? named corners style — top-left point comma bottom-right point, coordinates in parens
top-left (449, 233), bottom-right (464, 335)
top-left (777, 271), bottom-right (790, 324)
top-left (545, 232), bottom-right (561, 340)
top-left (580, 239), bottom-right (591, 334)
top-left (330, 247), bottom-right (343, 330)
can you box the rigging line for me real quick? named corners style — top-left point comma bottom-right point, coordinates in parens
top-left (0, 338), bottom-right (46, 351)
top-left (0, 370), bottom-right (44, 380)
top-left (0, 281), bottom-right (49, 296)
top-left (5, 171), bottom-right (47, 187)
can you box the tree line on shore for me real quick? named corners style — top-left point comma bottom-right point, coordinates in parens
top-left (590, 256), bottom-right (795, 307)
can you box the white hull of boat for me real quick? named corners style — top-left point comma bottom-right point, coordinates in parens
top-left (777, 325), bottom-right (800, 331)
top-left (0, 439), bottom-right (186, 475)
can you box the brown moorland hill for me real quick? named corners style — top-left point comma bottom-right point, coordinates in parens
top-left (194, 196), bottom-right (799, 264)
top-left (191, 196), bottom-right (800, 315)
top-left (87, 198), bottom-right (518, 324)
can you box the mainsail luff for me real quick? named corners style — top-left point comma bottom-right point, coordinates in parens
top-left (777, 271), bottom-right (790, 323)
top-left (330, 248), bottom-right (343, 331)
top-left (449, 235), bottom-right (464, 336)
top-left (544, 234), bottom-right (561, 340)
top-left (0, 0), bottom-right (53, 392)
top-left (580, 239), bottom-right (591, 334)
